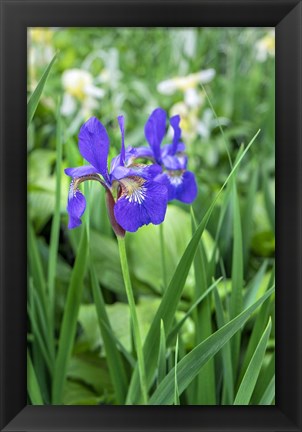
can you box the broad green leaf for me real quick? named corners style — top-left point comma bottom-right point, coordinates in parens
top-left (126, 130), bottom-right (260, 404)
top-left (27, 350), bottom-right (44, 405)
top-left (67, 353), bottom-right (113, 396)
top-left (27, 53), bottom-right (57, 128)
top-left (149, 287), bottom-right (274, 405)
top-left (52, 227), bottom-right (88, 404)
top-left (234, 318), bottom-right (272, 405)
top-left (63, 381), bottom-right (103, 406)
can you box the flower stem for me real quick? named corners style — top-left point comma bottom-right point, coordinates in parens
top-left (117, 236), bottom-right (148, 404)
top-left (159, 223), bottom-right (168, 292)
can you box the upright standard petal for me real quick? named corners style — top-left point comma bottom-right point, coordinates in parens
top-left (66, 186), bottom-right (87, 229)
top-left (114, 178), bottom-right (168, 232)
top-left (117, 115), bottom-right (125, 166)
top-left (144, 108), bottom-right (167, 163)
top-left (78, 117), bottom-right (110, 182)
top-left (170, 115), bottom-right (181, 155)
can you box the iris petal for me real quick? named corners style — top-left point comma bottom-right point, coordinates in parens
top-left (111, 164), bottom-right (162, 182)
top-left (117, 115), bottom-right (125, 165)
top-left (144, 108), bottom-right (167, 163)
top-left (175, 171), bottom-right (198, 203)
top-left (170, 115), bottom-right (181, 155)
top-left (114, 179), bottom-right (168, 232)
top-left (66, 187), bottom-right (86, 229)
top-left (64, 165), bottom-right (99, 178)
top-left (78, 117), bottom-right (110, 182)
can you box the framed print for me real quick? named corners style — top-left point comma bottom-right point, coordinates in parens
top-left (0, 0), bottom-right (301, 431)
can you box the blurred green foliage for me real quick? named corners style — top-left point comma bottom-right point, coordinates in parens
top-left (27, 27), bottom-right (275, 405)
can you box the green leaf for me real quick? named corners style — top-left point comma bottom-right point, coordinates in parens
top-left (90, 264), bottom-right (128, 404)
top-left (263, 171), bottom-right (275, 233)
top-left (234, 318), bottom-right (272, 405)
top-left (191, 208), bottom-right (215, 404)
top-left (149, 287), bottom-right (274, 405)
top-left (47, 99), bottom-right (63, 351)
top-left (52, 227), bottom-right (88, 404)
top-left (67, 352), bottom-right (113, 396)
top-left (157, 320), bottom-right (166, 386)
top-left (27, 53), bottom-right (57, 128)
top-left (214, 287), bottom-right (234, 404)
top-left (259, 375), bottom-right (275, 405)
top-left (242, 167), bottom-right (258, 267)
top-left (27, 350), bottom-right (44, 405)
top-left (174, 336), bottom-right (180, 405)
top-left (167, 279), bottom-right (222, 346)
top-left (126, 130), bottom-right (260, 404)
top-left (230, 182), bottom-right (244, 372)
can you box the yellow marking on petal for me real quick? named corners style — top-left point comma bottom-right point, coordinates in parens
top-left (119, 176), bottom-right (147, 204)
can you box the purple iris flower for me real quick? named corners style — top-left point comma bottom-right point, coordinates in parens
top-left (65, 116), bottom-right (168, 234)
top-left (134, 108), bottom-right (197, 204)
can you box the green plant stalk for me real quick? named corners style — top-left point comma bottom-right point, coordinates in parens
top-left (47, 99), bottom-right (62, 351)
top-left (117, 236), bottom-right (148, 404)
top-left (52, 228), bottom-right (88, 404)
top-left (159, 223), bottom-right (168, 292)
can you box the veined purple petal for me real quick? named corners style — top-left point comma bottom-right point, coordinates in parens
top-left (161, 154), bottom-right (187, 171)
top-left (114, 179), bottom-right (168, 232)
top-left (144, 108), bottom-right (167, 163)
top-left (117, 115), bottom-right (125, 166)
top-left (110, 147), bottom-right (137, 172)
top-left (155, 170), bottom-right (197, 203)
top-left (161, 142), bottom-right (186, 157)
top-left (78, 117), bottom-right (110, 182)
top-left (133, 146), bottom-right (155, 160)
top-left (154, 172), bottom-right (176, 201)
top-left (170, 115), bottom-right (181, 155)
top-left (110, 163), bottom-right (162, 182)
top-left (66, 187), bottom-right (86, 229)
top-left (64, 165), bottom-right (99, 178)
top-left (175, 171), bottom-right (198, 203)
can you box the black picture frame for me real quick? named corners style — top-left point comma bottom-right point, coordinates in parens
top-left (0, 0), bottom-right (301, 431)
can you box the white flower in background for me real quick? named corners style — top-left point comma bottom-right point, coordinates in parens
top-left (61, 69), bottom-right (105, 117)
top-left (157, 69), bottom-right (215, 94)
top-left (255, 30), bottom-right (275, 62)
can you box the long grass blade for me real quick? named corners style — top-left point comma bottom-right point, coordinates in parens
top-left (157, 320), bottom-right (166, 386)
top-left (90, 263), bottom-right (128, 404)
top-left (234, 318), bottom-right (272, 405)
top-left (259, 375), bottom-right (275, 405)
top-left (214, 287), bottom-right (234, 404)
top-left (52, 227), bottom-right (88, 404)
top-left (149, 287), bottom-right (274, 405)
top-left (27, 350), bottom-right (44, 405)
top-left (47, 98), bottom-right (63, 350)
top-left (27, 53), bottom-right (57, 128)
